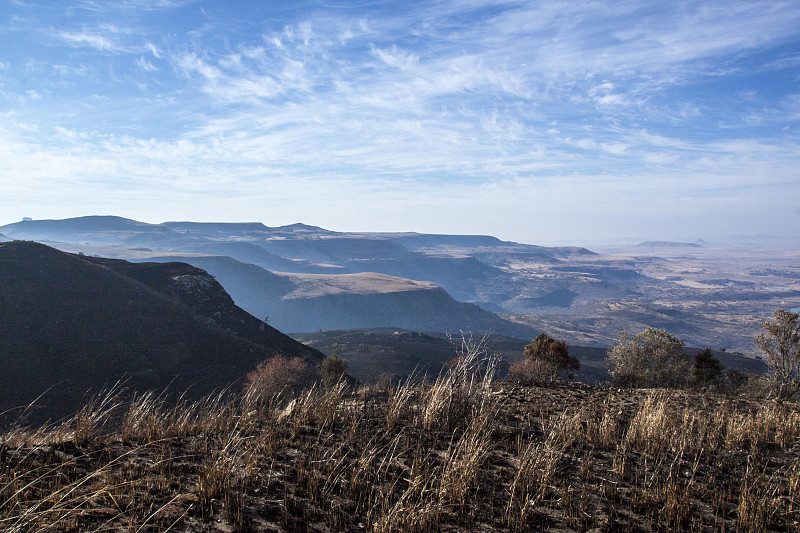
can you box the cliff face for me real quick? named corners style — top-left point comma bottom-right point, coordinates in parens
top-left (0, 241), bottom-right (323, 423)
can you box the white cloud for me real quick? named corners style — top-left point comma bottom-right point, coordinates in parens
top-left (58, 31), bottom-right (117, 51)
top-left (135, 56), bottom-right (157, 71)
top-left (371, 45), bottom-right (418, 70)
top-left (145, 42), bottom-right (161, 59)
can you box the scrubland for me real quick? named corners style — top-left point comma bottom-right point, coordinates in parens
top-left (2, 355), bottom-right (799, 532)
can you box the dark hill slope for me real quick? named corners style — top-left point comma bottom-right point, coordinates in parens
top-left (0, 241), bottom-right (323, 422)
top-left (78, 256), bottom-right (324, 365)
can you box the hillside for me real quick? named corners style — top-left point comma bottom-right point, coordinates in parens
top-left (0, 241), bottom-right (323, 422)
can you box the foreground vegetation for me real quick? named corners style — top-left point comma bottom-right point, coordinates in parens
top-left (2, 349), bottom-right (799, 533)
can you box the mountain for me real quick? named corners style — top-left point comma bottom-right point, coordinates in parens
top-left (0, 216), bottom-right (590, 309)
top-left (0, 241), bottom-right (323, 423)
top-left (1, 216), bottom-right (180, 247)
top-left (4, 216), bottom-right (796, 354)
top-left (1, 217), bottom-right (521, 305)
top-left (635, 241), bottom-right (704, 249)
top-left (126, 253), bottom-right (537, 338)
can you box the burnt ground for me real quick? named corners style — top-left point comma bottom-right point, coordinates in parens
top-left (1, 382), bottom-right (798, 532)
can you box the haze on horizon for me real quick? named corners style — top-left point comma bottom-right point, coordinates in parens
top-left (1, 1), bottom-right (799, 246)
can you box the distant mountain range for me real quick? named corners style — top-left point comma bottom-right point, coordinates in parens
top-left (1, 216), bottom-right (569, 337)
top-left (3, 215), bottom-right (797, 353)
top-left (0, 240), bottom-right (323, 422)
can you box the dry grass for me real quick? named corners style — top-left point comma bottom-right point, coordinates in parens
top-left (1, 368), bottom-right (799, 532)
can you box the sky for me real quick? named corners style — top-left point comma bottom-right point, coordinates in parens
top-left (1, 0), bottom-right (799, 245)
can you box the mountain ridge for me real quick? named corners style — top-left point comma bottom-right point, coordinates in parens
top-left (0, 240), bottom-right (324, 422)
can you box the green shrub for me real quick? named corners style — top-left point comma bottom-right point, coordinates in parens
top-left (692, 348), bottom-right (725, 388)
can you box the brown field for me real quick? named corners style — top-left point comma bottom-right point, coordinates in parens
top-left (2, 362), bottom-right (799, 532)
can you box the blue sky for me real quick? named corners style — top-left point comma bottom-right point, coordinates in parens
top-left (1, 0), bottom-right (799, 245)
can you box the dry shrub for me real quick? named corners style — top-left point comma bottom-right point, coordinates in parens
top-left (607, 328), bottom-right (690, 388)
top-left (243, 356), bottom-right (316, 409)
top-left (321, 354), bottom-right (348, 388)
top-left (756, 309), bottom-right (800, 399)
top-left (508, 334), bottom-right (579, 385)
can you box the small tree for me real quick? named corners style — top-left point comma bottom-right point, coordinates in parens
top-left (321, 354), bottom-right (348, 388)
top-left (606, 328), bottom-right (689, 388)
top-left (691, 348), bottom-right (725, 388)
top-left (508, 333), bottom-right (579, 384)
top-left (756, 309), bottom-right (800, 399)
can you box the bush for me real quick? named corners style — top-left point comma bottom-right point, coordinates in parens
top-left (606, 328), bottom-right (689, 388)
top-left (508, 333), bottom-right (579, 385)
top-left (243, 356), bottom-right (316, 407)
top-left (321, 354), bottom-right (348, 388)
top-left (756, 309), bottom-right (800, 399)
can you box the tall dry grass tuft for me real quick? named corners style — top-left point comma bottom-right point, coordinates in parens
top-left (196, 421), bottom-right (253, 519)
top-left (505, 426), bottom-right (567, 530)
top-left (385, 373), bottom-right (417, 430)
top-left (624, 392), bottom-right (672, 455)
top-left (438, 407), bottom-right (495, 508)
top-left (69, 385), bottom-right (124, 444)
top-left (725, 401), bottom-right (800, 451)
top-left (737, 456), bottom-right (783, 532)
top-left (369, 473), bottom-right (441, 533)
top-left (419, 333), bottom-right (498, 431)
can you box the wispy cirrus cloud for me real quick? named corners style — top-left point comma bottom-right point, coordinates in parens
top-left (57, 30), bottom-right (118, 51)
top-left (1, 0), bottom-right (799, 243)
